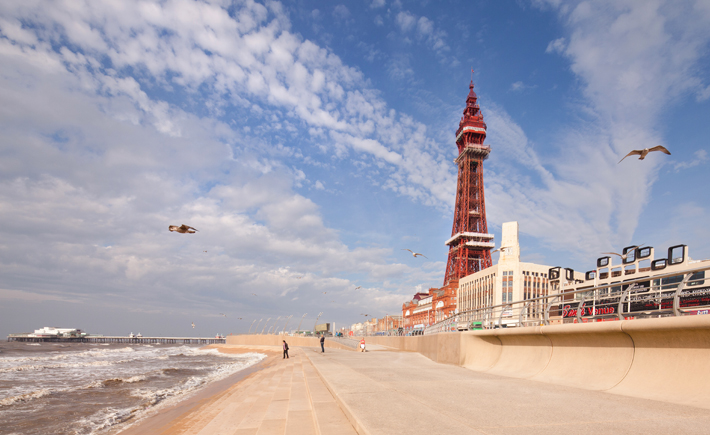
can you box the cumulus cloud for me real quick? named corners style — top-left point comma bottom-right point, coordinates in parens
top-left (394, 10), bottom-right (451, 61)
top-left (0, 0), bottom-right (453, 333)
top-left (489, 0), bottom-right (710, 260)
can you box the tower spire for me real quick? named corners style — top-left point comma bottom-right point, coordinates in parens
top-left (443, 78), bottom-right (493, 286)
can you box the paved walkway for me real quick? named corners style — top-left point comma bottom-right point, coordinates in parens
top-left (304, 347), bottom-right (710, 435)
top-left (178, 348), bottom-right (357, 435)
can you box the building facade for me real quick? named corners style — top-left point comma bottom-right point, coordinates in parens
top-left (458, 222), bottom-right (583, 326)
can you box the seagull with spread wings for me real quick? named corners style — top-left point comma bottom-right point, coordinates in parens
top-left (354, 286), bottom-right (361, 290)
top-left (492, 246), bottom-right (512, 254)
top-left (618, 145), bottom-right (671, 163)
top-left (191, 322), bottom-right (195, 329)
top-left (402, 249), bottom-right (427, 259)
top-left (602, 245), bottom-right (644, 261)
top-left (169, 224), bottom-right (198, 234)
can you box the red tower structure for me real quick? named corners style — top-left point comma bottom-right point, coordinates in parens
top-left (443, 79), bottom-right (494, 286)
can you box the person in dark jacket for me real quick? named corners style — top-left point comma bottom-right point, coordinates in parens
top-left (320, 334), bottom-right (325, 353)
top-left (283, 340), bottom-right (289, 359)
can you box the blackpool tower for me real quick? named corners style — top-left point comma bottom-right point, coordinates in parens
top-left (443, 78), bottom-right (494, 286)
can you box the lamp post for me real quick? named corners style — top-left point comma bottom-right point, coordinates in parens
top-left (282, 315), bottom-right (293, 334)
top-left (248, 319), bottom-right (257, 334)
top-left (296, 313), bottom-right (307, 335)
top-left (313, 312), bottom-right (323, 335)
top-left (260, 317), bottom-right (271, 334)
top-left (252, 319), bottom-right (263, 335)
top-left (268, 316), bottom-right (281, 334)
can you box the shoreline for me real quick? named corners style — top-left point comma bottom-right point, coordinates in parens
top-left (113, 344), bottom-right (281, 435)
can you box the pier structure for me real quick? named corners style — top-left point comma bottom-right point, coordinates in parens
top-left (6, 335), bottom-right (225, 344)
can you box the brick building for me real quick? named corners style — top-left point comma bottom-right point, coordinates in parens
top-left (401, 281), bottom-right (458, 332)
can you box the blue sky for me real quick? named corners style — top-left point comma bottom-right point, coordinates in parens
top-left (1, 0), bottom-right (709, 337)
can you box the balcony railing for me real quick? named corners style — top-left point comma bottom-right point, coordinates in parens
top-left (424, 263), bottom-right (710, 335)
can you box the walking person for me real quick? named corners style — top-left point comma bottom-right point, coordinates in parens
top-left (320, 334), bottom-right (325, 353)
top-left (282, 340), bottom-right (289, 359)
top-left (360, 338), bottom-right (366, 352)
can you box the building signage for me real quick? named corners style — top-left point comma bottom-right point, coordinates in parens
top-left (561, 285), bottom-right (710, 318)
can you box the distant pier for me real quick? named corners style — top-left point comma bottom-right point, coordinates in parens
top-left (7, 334), bottom-right (225, 345)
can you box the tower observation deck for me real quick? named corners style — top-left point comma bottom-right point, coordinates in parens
top-left (443, 79), bottom-right (493, 286)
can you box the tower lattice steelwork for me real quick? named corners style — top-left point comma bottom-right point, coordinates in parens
top-left (443, 79), bottom-right (494, 286)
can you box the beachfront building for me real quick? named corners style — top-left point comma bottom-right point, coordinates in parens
top-left (376, 315), bottom-right (402, 332)
top-left (457, 222), bottom-right (584, 325)
top-left (401, 283), bottom-right (458, 332)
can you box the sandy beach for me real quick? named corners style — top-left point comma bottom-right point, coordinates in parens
top-left (114, 345), bottom-right (282, 435)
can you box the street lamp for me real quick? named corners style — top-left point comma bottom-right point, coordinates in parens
top-left (268, 316), bottom-right (281, 334)
top-left (296, 313), bottom-right (307, 335)
top-left (282, 315), bottom-right (293, 334)
top-left (260, 317), bottom-right (271, 334)
top-left (252, 318), bottom-right (263, 335)
top-left (313, 312), bottom-right (323, 335)
top-left (248, 319), bottom-right (257, 334)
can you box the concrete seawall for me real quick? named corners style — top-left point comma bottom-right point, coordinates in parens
top-left (225, 334), bottom-right (355, 352)
top-left (355, 315), bottom-right (710, 409)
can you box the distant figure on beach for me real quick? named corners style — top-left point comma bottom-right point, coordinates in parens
top-left (360, 338), bottom-right (366, 352)
top-left (282, 340), bottom-right (289, 359)
top-left (320, 334), bottom-right (325, 353)
top-left (169, 224), bottom-right (198, 234)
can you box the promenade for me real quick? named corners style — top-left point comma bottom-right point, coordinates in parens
top-left (120, 342), bottom-right (710, 435)
top-left (308, 346), bottom-right (710, 435)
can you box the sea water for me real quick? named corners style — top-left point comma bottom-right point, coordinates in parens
top-left (0, 341), bottom-right (265, 435)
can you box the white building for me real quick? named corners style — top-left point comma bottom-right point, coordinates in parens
top-left (458, 222), bottom-right (583, 317)
top-left (30, 327), bottom-right (84, 337)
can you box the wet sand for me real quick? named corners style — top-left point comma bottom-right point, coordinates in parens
top-left (114, 345), bottom-right (281, 435)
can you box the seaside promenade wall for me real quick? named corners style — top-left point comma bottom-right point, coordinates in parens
top-left (225, 334), bottom-right (355, 352)
top-left (354, 315), bottom-right (710, 409)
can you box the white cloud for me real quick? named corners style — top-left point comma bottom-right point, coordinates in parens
top-left (673, 149), bottom-right (708, 172)
top-left (0, 0), bottom-right (455, 332)
top-left (546, 37), bottom-right (566, 53)
top-left (487, 0), bottom-right (710, 260)
top-left (510, 81), bottom-right (525, 91)
top-left (370, 0), bottom-right (386, 8)
top-left (698, 84), bottom-right (710, 102)
top-left (395, 11), bottom-right (417, 33)
top-left (394, 10), bottom-right (450, 60)
top-left (333, 5), bottom-right (350, 20)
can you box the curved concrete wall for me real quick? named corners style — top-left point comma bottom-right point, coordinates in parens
top-left (609, 316), bottom-right (710, 408)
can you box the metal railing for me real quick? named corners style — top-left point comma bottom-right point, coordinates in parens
top-left (424, 263), bottom-right (710, 335)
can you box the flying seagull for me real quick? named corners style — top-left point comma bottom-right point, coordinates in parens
top-left (191, 322), bottom-right (195, 329)
top-left (602, 245), bottom-right (644, 261)
top-left (169, 225), bottom-right (198, 234)
top-left (492, 246), bottom-right (512, 254)
top-left (323, 292), bottom-right (327, 294)
top-left (361, 313), bottom-right (369, 317)
top-left (618, 145), bottom-right (671, 163)
top-left (219, 313), bottom-right (227, 317)
top-left (251, 293), bottom-right (257, 296)
top-left (354, 286), bottom-right (361, 290)
top-left (402, 249), bottom-right (427, 259)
